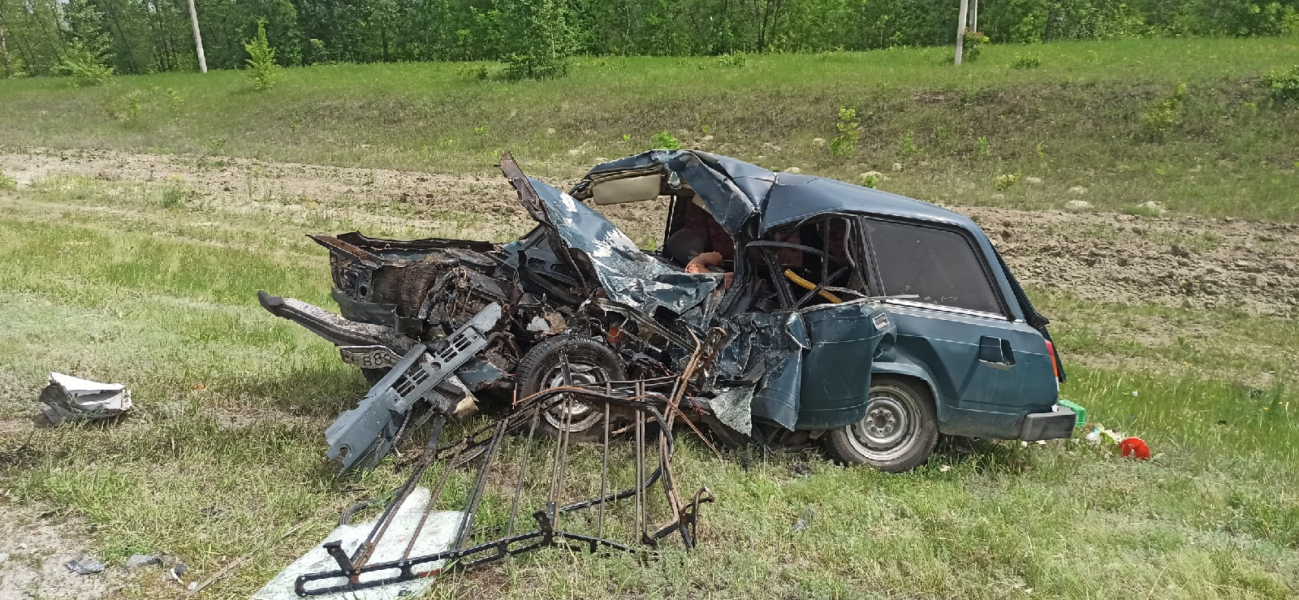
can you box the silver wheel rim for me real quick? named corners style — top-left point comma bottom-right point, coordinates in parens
top-left (541, 360), bottom-right (609, 433)
top-left (844, 386), bottom-right (922, 462)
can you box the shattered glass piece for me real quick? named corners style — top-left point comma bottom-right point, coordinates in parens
top-left (65, 557), bottom-right (106, 575)
top-left (709, 386), bottom-right (755, 436)
top-left (126, 554), bottom-right (162, 570)
top-left (791, 507), bottom-right (815, 533)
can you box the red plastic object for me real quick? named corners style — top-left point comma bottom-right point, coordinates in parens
top-left (1119, 437), bottom-right (1151, 460)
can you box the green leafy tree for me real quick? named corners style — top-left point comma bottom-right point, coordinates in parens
top-left (53, 42), bottom-right (113, 84)
top-left (499, 0), bottom-right (577, 80)
top-left (244, 19), bottom-right (278, 90)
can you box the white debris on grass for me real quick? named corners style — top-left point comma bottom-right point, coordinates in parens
top-left (253, 488), bottom-right (462, 600)
top-left (40, 373), bottom-right (132, 425)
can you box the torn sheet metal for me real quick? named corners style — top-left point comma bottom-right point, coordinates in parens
top-left (258, 291), bottom-right (417, 355)
top-left (40, 373), bottom-right (132, 425)
top-left (713, 312), bottom-right (808, 431)
top-left (577, 150), bottom-right (768, 236)
top-left (530, 178), bottom-right (720, 315)
top-left (253, 488), bottom-right (461, 600)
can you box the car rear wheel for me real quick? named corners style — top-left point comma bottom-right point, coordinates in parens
top-left (825, 377), bottom-right (937, 472)
top-left (515, 335), bottom-right (626, 442)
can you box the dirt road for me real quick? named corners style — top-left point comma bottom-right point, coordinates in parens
top-left (4, 146), bottom-right (1294, 318)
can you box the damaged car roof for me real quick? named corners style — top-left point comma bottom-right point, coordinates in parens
top-left (574, 150), bottom-right (979, 236)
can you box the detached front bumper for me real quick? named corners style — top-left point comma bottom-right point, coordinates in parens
top-left (1019, 404), bottom-right (1077, 441)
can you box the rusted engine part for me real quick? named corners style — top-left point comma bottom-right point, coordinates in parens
top-left (296, 387), bottom-right (713, 597)
top-left (312, 233), bottom-right (514, 339)
top-left (326, 303), bottom-right (503, 476)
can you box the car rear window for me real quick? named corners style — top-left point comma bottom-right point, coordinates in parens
top-left (864, 219), bottom-right (1003, 315)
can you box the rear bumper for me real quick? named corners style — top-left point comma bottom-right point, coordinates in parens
top-left (1019, 405), bottom-right (1077, 441)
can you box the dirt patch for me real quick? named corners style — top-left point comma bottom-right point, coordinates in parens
top-left (3, 146), bottom-right (1297, 317)
top-left (0, 502), bottom-right (125, 599)
top-left (967, 207), bottom-right (1299, 317)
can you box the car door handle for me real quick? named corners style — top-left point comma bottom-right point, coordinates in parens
top-left (978, 336), bottom-right (1015, 370)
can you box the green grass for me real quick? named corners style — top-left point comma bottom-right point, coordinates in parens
top-left (3, 37), bottom-right (1299, 219)
top-left (1, 173), bottom-right (1296, 599)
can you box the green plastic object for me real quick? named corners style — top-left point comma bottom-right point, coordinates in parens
top-left (1058, 399), bottom-right (1086, 429)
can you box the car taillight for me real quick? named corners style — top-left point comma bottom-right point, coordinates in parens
top-left (1045, 340), bottom-right (1060, 380)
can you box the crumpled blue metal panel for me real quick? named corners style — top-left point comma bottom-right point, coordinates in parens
top-left (713, 311), bottom-right (809, 431)
top-left (581, 150), bottom-right (767, 236)
top-left (530, 178), bottom-right (722, 315)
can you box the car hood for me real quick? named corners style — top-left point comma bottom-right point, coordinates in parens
top-left (527, 176), bottom-right (723, 315)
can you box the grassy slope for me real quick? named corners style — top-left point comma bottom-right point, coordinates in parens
top-left (2, 38), bottom-right (1299, 219)
top-left (1, 175), bottom-right (1296, 599)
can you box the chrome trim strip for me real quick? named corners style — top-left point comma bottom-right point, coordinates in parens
top-left (883, 299), bottom-right (1009, 320)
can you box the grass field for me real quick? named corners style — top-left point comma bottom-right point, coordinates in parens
top-left (1, 37), bottom-right (1298, 599)
top-left (2, 37), bottom-right (1299, 220)
top-left (1, 165), bottom-right (1297, 598)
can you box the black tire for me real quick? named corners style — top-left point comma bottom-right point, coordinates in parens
top-left (516, 335), bottom-right (626, 442)
top-left (825, 377), bottom-right (938, 473)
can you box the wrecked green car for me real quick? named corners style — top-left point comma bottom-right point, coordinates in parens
top-left (260, 150), bottom-right (1073, 475)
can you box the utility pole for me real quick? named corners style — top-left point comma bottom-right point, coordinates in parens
top-left (187, 0), bottom-right (207, 73)
top-left (955, 0), bottom-right (969, 65)
top-left (0, 9), bottom-right (11, 79)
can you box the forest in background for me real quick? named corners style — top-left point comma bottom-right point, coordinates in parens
top-left (1, 0), bottom-right (1299, 79)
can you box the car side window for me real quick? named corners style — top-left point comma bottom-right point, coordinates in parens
top-left (863, 218), bottom-right (1003, 315)
top-left (743, 216), bottom-right (868, 311)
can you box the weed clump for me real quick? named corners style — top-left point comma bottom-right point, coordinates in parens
top-left (104, 90), bottom-right (146, 122)
top-left (1012, 53), bottom-right (1042, 69)
top-left (830, 106), bottom-right (859, 158)
top-left (1142, 82), bottom-right (1187, 140)
top-left (897, 129), bottom-right (923, 156)
top-left (244, 20), bottom-right (280, 91)
top-left (995, 172), bottom-right (1021, 190)
top-left (652, 131), bottom-right (680, 150)
top-left (0, 171), bottom-right (16, 190)
top-left (962, 31), bottom-right (989, 62)
top-left (1263, 65), bottom-right (1299, 105)
top-left (716, 52), bottom-right (747, 68)
top-left (502, 53), bottom-right (570, 81)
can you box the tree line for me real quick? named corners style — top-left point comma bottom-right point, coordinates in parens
top-left (2, 0), bottom-right (1297, 78)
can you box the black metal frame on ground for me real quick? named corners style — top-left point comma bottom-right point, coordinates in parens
top-left (294, 386), bottom-right (713, 597)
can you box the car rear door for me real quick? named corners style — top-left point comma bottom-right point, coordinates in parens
top-left (860, 217), bottom-right (1058, 438)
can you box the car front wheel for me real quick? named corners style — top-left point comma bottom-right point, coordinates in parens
top-left (825, 377), bottom-right (938, 472)
top-left (515, 335), bottom-right (626, 441)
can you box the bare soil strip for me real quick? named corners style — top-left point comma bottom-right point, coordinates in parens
top-left (5, 146), bottom-right (1294, 317)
